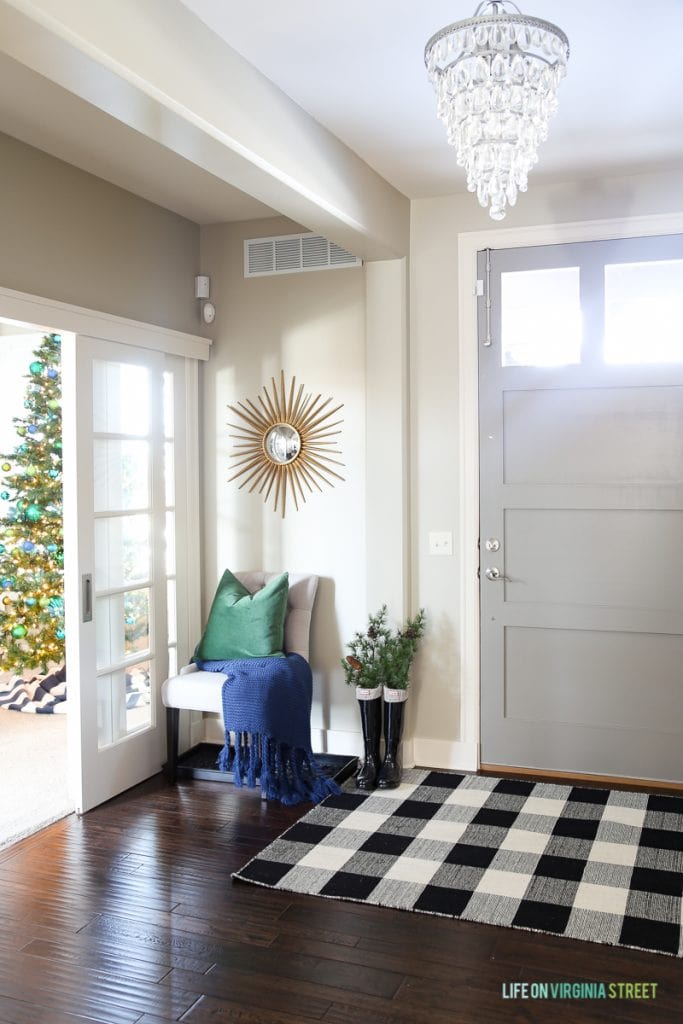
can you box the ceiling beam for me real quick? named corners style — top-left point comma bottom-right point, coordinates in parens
top-left (0, 0), bottom-right (409, 259)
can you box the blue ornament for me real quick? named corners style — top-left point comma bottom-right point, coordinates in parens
top-left (55, 628), bottom-right (65, 640)
top-left (25, 598), bottom-right (37, 607)
top-left (27, 424), bottom-right (37, 434)
top-left (0, 492), bottom-right (9, 501)
top-left (47, 369), bottom-right (58, 379)
top-left (47, 544), bottom-right (58, 553)
top-left (51, 333), bottom-right (61, 343)
top-left (48, 469), bottom-right (59, 478)
top-left (23, 541), bottom-right (35, 552)
top-left (1, 578), bottom-right (13, 589)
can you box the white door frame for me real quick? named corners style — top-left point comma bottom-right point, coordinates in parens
top-left (456, 210), bottom-right (683, 772)
top-left (0, 285), bottom-right (210, 807)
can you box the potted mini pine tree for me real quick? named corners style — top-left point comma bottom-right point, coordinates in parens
top-left (342, 605), bottom-right (425, 789)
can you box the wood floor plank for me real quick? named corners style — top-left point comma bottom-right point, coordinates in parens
top-left (0, 773), bottom-right (681, 1024)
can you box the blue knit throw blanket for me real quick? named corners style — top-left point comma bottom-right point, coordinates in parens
top-left (195, 653), bottom-right (341, 806)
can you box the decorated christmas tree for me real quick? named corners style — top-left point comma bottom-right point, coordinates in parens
top-left (0, 333), bottom-right (64, 673)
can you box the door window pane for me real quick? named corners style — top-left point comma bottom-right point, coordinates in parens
top-left (96, 589), bottom-right (151, 669)
top-left (163, 370), bottom-right (174, 439)
top-left (165, 511), bottom-right (176, 576)
top-left (93, 361), bottom-right (150, 435)
top-left (164, 442), bottom-right (175, 507)
top-left (605, 259), bottom-right (683, 364)
top-left (501, 267), bottom-right (582, 367)
top-left (95, 514), bottom-right (151, 590)
top-left (97, 660), bottom-right (151, 746)
top-left (94, 439), bottom-right (149, 512)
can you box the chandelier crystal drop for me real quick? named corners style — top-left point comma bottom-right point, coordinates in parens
top-left (424, 1), bottom-right (569, 220)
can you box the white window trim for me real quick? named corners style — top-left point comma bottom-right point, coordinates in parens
top-left (457, 210), bottom-right (683, 771)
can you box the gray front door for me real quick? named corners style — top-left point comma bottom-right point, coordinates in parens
top-left (479, 234), bottom-right (683, 783)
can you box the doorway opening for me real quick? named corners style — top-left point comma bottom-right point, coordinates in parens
top-left (0, 319), bottom-right (72, 848)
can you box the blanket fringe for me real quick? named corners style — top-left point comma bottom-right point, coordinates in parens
top-left (217, 733), bottom-right (340, 805)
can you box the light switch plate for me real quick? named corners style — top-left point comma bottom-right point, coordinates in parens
top-left (429, 531), bottom-right (453, 556)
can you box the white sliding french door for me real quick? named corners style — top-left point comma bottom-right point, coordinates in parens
top-left (62, 335), bottom-right (184, 813)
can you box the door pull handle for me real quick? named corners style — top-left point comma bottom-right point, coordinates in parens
top-left (82, 573), bottom-right (93, 622)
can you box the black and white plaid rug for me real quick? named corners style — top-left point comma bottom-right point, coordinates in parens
top-left (233, 768), bottom-right (683, 957)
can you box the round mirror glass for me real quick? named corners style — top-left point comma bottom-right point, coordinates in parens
top-left (265, 423), bottom-right (301, 465)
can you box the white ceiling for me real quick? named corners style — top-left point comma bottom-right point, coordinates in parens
top-left (0, 1), bottom-right (681, 226)
top-left (180, 0), bottom-right (683, 198)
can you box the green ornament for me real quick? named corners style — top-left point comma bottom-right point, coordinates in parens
top-left (47, 400), bottom-right (60, 411)
top-left (25, 466), bottom-right (37, 477)
top-left (39, 596), bottom-right (51, 608)
top-left (26, 504), bottom-right (42, 522)
top-left (56, 553), bottom-right (64, 566)
top-left (0, 492), bottom-right (9, 501)
top-left (54, 441), bottom-right (63, 451)
top-left (16, 426), bottom-right (27, 436)
top-left (29, 361), bottom-right (44, 375)
top-left (11, 624), bottom-right (27, 638)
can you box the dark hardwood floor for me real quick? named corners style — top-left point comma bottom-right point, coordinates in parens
top-left (0, 774), bottom-right (680, 1024)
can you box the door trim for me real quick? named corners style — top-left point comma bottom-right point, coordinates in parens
top-left (0, 285), bottom-right (211, 361)
top-left (0, 285), bottom-right (209, 810)
top-left (456, 210), bottom-right (683, 774)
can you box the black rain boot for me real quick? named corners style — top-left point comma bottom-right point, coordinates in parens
top-left (355, 694), bottom-right (382, 790)
top-left (377, 697), bottom-right (405, 789)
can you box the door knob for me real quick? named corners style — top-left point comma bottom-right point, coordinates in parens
top-left (484, 566), bottom-right (510, 581)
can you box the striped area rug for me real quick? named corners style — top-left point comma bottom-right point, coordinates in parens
top-left (0, 666), bottom-right (66, 713)
top-left (233, 768), bottom-right (683, 957)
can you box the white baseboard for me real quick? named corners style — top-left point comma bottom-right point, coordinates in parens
top-left (202, 714), bottom-right (223, 745)
top-left (194, 720), bottom-right (477, 773)
top-left (412, 738), bottom-right (479, 772)
top-left (310, 728), bottom-right (363, 756)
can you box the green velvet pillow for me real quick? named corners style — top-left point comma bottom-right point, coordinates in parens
top-left (194, 571), bottom-right (289, 661)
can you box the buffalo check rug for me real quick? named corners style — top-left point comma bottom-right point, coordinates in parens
top-left (233, 768), bottom-right (683, 957)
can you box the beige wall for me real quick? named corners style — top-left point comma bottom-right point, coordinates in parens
top-left (410, 167), bottom-right (683, 766)
top-left (199, 217), bottom-right (367, 750)
top-left (0, 132), bottom-right (199, 333)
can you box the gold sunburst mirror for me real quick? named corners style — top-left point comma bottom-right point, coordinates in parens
top-left (227, 372), bottom-right (344, 517)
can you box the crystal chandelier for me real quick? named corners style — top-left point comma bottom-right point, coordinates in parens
top-left (424, 1), bottom-right (569, 220)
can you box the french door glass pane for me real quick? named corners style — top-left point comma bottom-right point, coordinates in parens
top-left (501, 267), bottom-right (582, 367)
top-left (95, 514), bottom-right (151, 589)
top-left (94, 439), bottom-right (150, 512)
top-left (605, 259), bottom-right (683, 364)
top-left (96, 589), bottom-right (151, 669)
top-left (163, 371), bottom-right (174, 438)
top-left (93, 361), bottom-right (150, 435)
top-left (165, 511), bottom-right (176, 575)
top-left (97, 660), bottom-right (151, 747)
top-left (164, 442), bottom-right (175, 507)
top-left (167, 578), bottom-right (177, 645)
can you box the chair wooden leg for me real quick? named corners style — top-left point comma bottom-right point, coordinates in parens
top-left (165, 707), bottom-right (180, 783)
